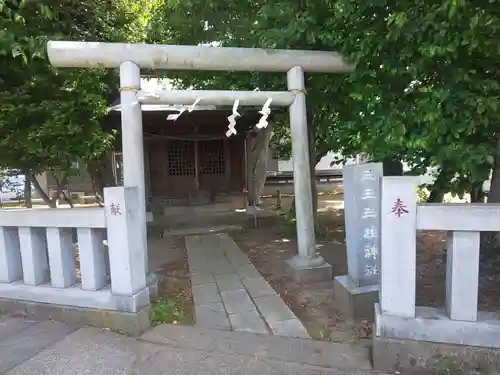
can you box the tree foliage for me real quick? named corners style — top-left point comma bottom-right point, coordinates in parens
top-left (0, 0), bottom-right (155, 205)
top-left (149, 0), bottom-right (499, 199)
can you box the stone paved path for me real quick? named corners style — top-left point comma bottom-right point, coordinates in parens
top-left (186, 233), bottom-right (310, 338)
top-left (0, 313), bottom-right (373, 374)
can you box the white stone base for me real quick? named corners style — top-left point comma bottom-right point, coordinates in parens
top-left (0, 281), bottom-right (150, 313)
top-left (375, 303), bottom-right (500, 349)
top-left (285, 256), bottom-right (332, 283)
top-left (146, 211), bottom-right (154, 223)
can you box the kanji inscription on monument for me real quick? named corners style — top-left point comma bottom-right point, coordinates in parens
top-left (391, 198), bottom-right (409, 217)
top-left (108, 203), bottom-right (122, 216)
top-left (342, 162), bottom-right (383, 286)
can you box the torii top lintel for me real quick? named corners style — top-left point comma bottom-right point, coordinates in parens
top-left (46, 41), bottom-right (354, 73)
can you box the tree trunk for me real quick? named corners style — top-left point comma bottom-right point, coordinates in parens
top-left (23, 173), bottom-right (32, 208)
top-left (246, 124), bottom-right (273, 209)
top-left (87, 154), bottom-right (115, 206)
top-left (30, 171), bottom-right (67, 208)
top-left (307, 115), bottom-right (324, 233)
top-left (255, 124), bottom-right (273, 205)
top-left (31, 173), bottom-right (56, 207)
top-left (470, 184), bottom-right (485, 203)
top-left (427, 169), bottom-right (449, 203)
top-left (382, 157), bottom-right (403, 176)
top-left (480, 135), bottom-right (500, 278)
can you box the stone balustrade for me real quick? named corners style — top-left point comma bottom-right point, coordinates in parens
top-left (0, 187), bottom-right (150, 321)
top-left (374, 176), bottom-right (500, 370)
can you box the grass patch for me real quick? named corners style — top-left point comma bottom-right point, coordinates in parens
top-left (150, 298), bottom-right (187, 326)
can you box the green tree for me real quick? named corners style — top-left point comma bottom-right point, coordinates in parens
top-left (149, 0), bottom-right (500, 268)
top-left (0, 0), bottom-right (156, 206)
top-left (149, 0), bottom-right (499, 197)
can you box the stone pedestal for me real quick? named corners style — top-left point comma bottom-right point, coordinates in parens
top-left (334, 163), bottom-right (383, 320)
top-left (286, 255), bottom-right (332, 283)
top-left (333, 275), bottom-right (379, 321)
top-left (104, 186), bottom-right (149, 313)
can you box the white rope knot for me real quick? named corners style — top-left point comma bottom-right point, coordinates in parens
top-left (289, 88), bottom-right (307, 95)
top-left (256, 98), bottom-right (272, 129)
top-left (225, 100), bottom-right (241, 137)
top-left (119, 86), bottom-right (139, 92)
top-left (166, 98), bottom-right (201, 121)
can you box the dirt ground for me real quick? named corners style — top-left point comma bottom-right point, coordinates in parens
top-left (232, 193), bottom-right (500, 343)
top-left (147, 191), bottom-right (500, 341)
top-left (149, 234), bottom-right (195, 325)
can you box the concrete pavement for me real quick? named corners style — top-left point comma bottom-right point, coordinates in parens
top-left (0, 313), bottom-right (374, 375)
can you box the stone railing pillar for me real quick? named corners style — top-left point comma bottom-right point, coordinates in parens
top-left (104, 186), bottom-right (149, 312)
top-left (334, 162), bottom-right (383, 321)
top-left (446, 231), bottom-right (480, 321)
top-left (0, 227), bottom-right (22, 283)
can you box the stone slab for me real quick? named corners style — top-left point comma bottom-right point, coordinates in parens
top-left (190, 272), bottom-right (215, 286)
top-left (242, 277), bottom-right (276, 298)
top-left (220, 289), bottom-right (256, 314)
top-left (342, 163), bottom-right (382, 286)
top-left (188, 256), bottom-right (209, 270)
top-left (192, 283), bottom-right (221, 305)
top-left (228, 310), bottom-right (269, 335)
top-left (210, 260), bottom-right (236, 275)
top-left (267, 318), bottom-right (310, 339)
top-left (235, 264), bottom-right (262, 280)
top-left (195, 302), bottom-right (231, 330)
top-left (190, 268), bottom-right (214, 277)
top-left (333, 275), bottom-right (379, 321)
top-left (5, 326), bottom-right (163, 375)
top-left (285, 259), bottom-right (333, 283)
top-left (253, 295), bottom-right (296, 323)
top-left (373, 335), bottom-right (500, 375)
top-left (141, 324), bottom-right (372, 370)
top-left (0, 320), bottom-right (78, 374)
top-left (0, 298), bottom-right (151, 336)
top-left (214, 273), bottom-right (244, 291)
top-left (374, 303), bottom-right (500, 349)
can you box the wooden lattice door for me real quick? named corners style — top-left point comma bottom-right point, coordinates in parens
top-left (197, 139), bottom-right (229, 194)
top-left (165, 140), bottom-right (196, 198)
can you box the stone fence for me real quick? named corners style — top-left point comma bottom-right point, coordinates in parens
top-left (374, 177), bottom-right (500, 371)
top-left (0, 186), bottom-right (152, 335)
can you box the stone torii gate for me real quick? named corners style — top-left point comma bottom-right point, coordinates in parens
top-left (46, 41), bottom-right (353, 281)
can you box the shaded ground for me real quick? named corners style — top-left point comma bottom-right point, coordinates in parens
top-left (415, 231), bottom-right (500, 311)
top-left (233, 215), bottom-right (366, 343)
top-left (144, 190), bottom-right (500, 342)
top-left (233, 193), bottom-right (500, 344)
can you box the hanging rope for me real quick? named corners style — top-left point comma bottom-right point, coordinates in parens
top-left (118, 86), bottom-right (139, 92)
top-left (144, 132), bottom-right (229, 142)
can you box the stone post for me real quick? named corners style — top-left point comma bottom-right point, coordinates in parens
top-left (285, 66), bottom-right (332, 283)
top-left (119, 61), bottom-right (147, 270)
top-left (104, 187), bottom-right (150, 313)
top-left (333, 162), bottom-right (383, 321)
top-left (119, 62), bottom-right (158, 297)
top-left (379, 176), bottom-right (419, 318)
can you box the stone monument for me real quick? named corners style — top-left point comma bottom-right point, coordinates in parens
top-left (333, 162), bottom-right (382, 320)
